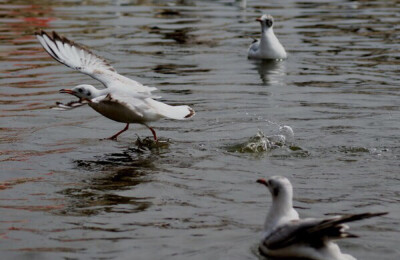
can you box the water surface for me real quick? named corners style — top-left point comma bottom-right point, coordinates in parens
top-left (0, 0), bottom-right (399, 259)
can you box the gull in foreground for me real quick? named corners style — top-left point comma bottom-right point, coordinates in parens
top-left (248, 14), bottom-right (287, 60)
top-left (256, 176), bottom-right (387, 260)
top-left (35, 30), bottom-right (195, 141)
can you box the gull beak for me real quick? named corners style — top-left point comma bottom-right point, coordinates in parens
top-left (59, 89), bottom-right (83, 102)
top-left (257, 178), bottom-right (268, 186)
top-left (59, 89), bottom-right (74, 95)
top-left (256, 17), bottom-right (262, 22)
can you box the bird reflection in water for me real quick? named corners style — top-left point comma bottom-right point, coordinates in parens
top-left (251, 60), bottom-right (286, 85)
top-left (56, 146), bottom-right (168, 217)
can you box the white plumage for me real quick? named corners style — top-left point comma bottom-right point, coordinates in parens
top-left (248, 14), bottom-right (287, 60)
top-left (36, 30), bottom-right (194, 140)
top-left (257, 176), bottom-right (387, 260)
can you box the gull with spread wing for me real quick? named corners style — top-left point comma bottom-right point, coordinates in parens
top-left (35, 30), bottom-right (195, 141)
top-left (256, 176), bottom-right (387, 260)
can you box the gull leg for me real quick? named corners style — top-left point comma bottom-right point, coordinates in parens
top-left (146, 126), bottom-right (157, 141)
top-left (106, 123), bottom-right (129, 140)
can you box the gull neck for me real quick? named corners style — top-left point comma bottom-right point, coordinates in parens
top-left (264, 188), bottom-right (296, 232)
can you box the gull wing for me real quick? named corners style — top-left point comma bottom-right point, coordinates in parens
top-left (263, 212), bottom-right (387, 250)
top-left (91, 93), bottom-right (190, 122)
top-left (91, 94), bottom-right (149, 118)
top-left (35, 30), bottom-right (156, 94)
top-left (249, 39), bottom-right (260, 52)
top-left (101, 92), bottom-right (195, 121)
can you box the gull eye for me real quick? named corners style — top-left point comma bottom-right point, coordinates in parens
top-left (273, 187), bottom-right (280, 197)
top-left (78, 88), bottom-right (83, 93)
top-left (266, 20), bottom-right (273, 27)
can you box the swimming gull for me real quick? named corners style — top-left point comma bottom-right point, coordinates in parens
top-left (35, 30), bottom-right (195, 141)
top-left (248, 14), bottom-right (287, 60)
top-left (256, 176), bottom-right (387, 260)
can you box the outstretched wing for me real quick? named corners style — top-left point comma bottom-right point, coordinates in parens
top-left (263, 212), bottom-right (387, 250)
top-left (36, 30), bottom-right (116, 84)
top-left (35, 30), bottom-right (156, 94)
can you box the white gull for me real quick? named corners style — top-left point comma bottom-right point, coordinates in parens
top-left (256, 176), bottom-right (387, 260)
top-left (248, 14), bottom-right (287, 60)
top-left (35, 30), bottom-right (195, 141)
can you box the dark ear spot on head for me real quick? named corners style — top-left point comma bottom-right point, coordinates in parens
top-left (266, 20), bottom-right (273, 27)
top-left (87, 91), bottom-right (91, 96)
top-left (273, 187), bottom-right (279, 197)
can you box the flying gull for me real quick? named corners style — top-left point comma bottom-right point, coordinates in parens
top-left (256, 176), bottom-right (387, 260)
top-left (35, 30), bottom-right (195, 141)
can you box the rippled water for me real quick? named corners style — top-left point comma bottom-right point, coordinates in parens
top-left (1, 0), bottom-right (399, 259)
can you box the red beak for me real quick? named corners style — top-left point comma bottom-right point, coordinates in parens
top-left (256, 17), bottom-right (262, 22)
top-left (257, 178), bottom-right (268, 186)
top-left (59, 89), bottom-right (74, 95)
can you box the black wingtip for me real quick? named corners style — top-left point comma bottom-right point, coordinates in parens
top-left (52, 30), bottom-right (62, 41)
top-left (34, 29), bottom-right (44, 36)
top-left (372, 212), bottom-right (388, 217)
top-left (334, 212), bottom-right (388, 226)
top-left (35, 30), bottom-right (53, 40)
top-left (185, 107), bottom-right (195, 119)
top-left (343, 232), bottom-right (359, 238)
top-left (354, 212), bottom-right (388, 220)
top-left (34, 29), bottom-right (65, 42)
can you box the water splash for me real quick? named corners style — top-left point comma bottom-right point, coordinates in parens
top-left (226, 126), bottom-right (296, 153)
top-left (135, 136), bottom-right (171, 150)
top-left (241, 131), bottom-right (272, 153)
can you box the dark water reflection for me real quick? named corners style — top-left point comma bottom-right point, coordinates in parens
top-left (250, 60), bottom-right (286, 85)
top-left (56, 149), bottom-right (158, 216)
top-left (0, 0), bottom-right (399, 259)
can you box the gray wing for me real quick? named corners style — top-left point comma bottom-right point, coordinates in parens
top-left (249, 39), bottom-right (260, 51)
top-left (91, 93), bottom-right (148, 118)
top-left (264, 212), bottom-right (387, 250)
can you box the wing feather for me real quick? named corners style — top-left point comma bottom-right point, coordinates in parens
top-left (35, 30), bottom-right (156, 94)
top-left (92, 94), bottom-right (145, 118)
top-left (264, 212), bottom-right (387, 250)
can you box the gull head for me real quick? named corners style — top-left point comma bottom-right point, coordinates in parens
top-left (256, 14), bottom-right (274, 29)
top-left (60, 84), bottom-right (98, 101)
top-left (257, 176), bottom-right (293, 199)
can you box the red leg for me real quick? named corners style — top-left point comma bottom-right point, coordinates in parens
top-left (106, 123), bottom-right (129, 140)
top-left (147, 126), bottom-right (157, 141)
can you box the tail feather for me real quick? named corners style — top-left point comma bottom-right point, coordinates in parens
top-left (149, 99), bottom-right (195, 120)
top-left (164, 105), bottom-right (195, 120)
